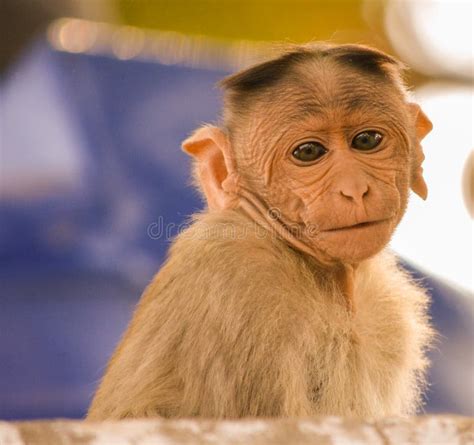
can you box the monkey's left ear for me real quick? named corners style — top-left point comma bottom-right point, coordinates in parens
top-left (408, 103), bottom-right (433, 200)
top-left (182, 125), bottom-right (239, 210)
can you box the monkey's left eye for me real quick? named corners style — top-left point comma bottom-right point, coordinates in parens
top-left (351, 131), bottom-right (383, 151)
top-left (292, 142), bottom-right (328, 163)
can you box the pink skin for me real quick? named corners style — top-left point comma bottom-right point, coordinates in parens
top-left (183, 73), bottom-right (432, 277)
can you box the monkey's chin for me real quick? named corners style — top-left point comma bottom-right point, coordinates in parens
top-left (312, 219), bottom-right (395, 264)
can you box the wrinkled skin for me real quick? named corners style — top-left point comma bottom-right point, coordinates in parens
top-left (184, 58), bottom-right (432, 268)
top-left (88, 47), bottom-right (435, 420)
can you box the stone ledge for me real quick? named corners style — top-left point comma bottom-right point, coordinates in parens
top-left (0, 415), bottom-right (472, 444)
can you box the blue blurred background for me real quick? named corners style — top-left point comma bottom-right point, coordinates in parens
top-left (0, 0), bottom-right (472, 420)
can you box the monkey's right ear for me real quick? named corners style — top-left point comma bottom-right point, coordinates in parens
top-left (182, 125), bottom-right (239, 210)
top-left (408, 103), bottom-right (433, 200)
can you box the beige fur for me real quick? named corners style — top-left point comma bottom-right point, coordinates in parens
top-left (87, 209), bottom-right (433, 420)
top-left (88, 44), bottom-right (434, 420)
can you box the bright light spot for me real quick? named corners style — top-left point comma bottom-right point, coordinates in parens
top-left (111, 26), bottom-right (145, 60)
top-left (48, 18), bottom-right (98, 54)
top-left (385, 0), bottom-right (473, 79)
top-left (46, 18), bottom-right (265, 70)
top-left (391, 84), bottom-right (473, 292)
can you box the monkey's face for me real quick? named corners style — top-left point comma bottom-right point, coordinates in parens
top-left (236, 69), bottom-right (420, 264)
top-left (268, 119), bottom-right (409, 264)
top-left (183, 55), bottom-right (431, 266)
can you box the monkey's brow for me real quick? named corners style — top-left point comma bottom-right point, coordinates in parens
top-left (288, 97), bottom-right (390, 121)
top-left (289, 100), bottom-right (326, 120)
top-left (342, 96), bottom-right (392, 113)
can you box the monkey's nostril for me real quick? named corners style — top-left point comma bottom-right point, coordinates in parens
top-left (340, 190), bottom-right (354, 200)
top-left (340, 184), bottom-right (369, 201)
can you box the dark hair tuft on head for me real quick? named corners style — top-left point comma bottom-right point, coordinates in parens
top-left (220, 43), bottom-right (405, 97)
top-left (326, 44), bottom-right (405, 76)
top-left (219, 49), bottom-right (315, 94)
top-left (219, 43), bottom-right (407, 131)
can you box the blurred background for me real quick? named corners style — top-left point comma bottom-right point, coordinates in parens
top-left (0, 0), bottom-right (472, 420)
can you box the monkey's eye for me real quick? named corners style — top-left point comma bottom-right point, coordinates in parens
top-left (351, 131), bottom-right (383, 151)
top-left (292, 142), bottom-right (328, 163)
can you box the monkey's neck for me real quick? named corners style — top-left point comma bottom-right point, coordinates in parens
top-left (237, 187), bottom-right (338, 262)
top-left (237, 187), bottom-right (318, 259)
top-left (236, 188), bottom-right (358, 313)
top-left (334, 263), bottom-right (357, 314)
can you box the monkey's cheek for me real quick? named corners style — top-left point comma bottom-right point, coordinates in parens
top-left (313, 223), bottom-right (394, 263)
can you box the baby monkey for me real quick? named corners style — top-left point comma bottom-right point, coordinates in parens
top-left (88, 43), bottom-right (434, 420)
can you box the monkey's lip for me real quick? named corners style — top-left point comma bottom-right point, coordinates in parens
top-left (323, 218), bottom-right (391, 232)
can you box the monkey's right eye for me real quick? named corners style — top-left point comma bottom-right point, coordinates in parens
top-left (292, 142), bottom-right (328, 163)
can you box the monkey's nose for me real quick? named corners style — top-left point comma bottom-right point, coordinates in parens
top-left (339, 183), bottom-right (369, 204)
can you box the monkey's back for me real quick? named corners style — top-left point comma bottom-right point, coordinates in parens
top-left (87, 210), bottom-right (433, 420)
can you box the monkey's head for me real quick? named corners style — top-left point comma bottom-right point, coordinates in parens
top-left (183, 44), bottom-right (432, 266)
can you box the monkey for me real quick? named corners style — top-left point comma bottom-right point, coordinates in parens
top-left (87, 43), bottom-right (434, 420)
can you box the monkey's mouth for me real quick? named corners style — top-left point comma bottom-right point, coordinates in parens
top-left (325, 218), bottom-right (390, 232)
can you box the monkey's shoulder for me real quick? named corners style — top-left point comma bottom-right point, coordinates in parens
top-left (356, 250), bottom-right (431, 312)
top-left (168, 209), bottom-right (298, 267)
top-left (143, 210), bottom-right (319, 309)
top-left (352, 251), bottom-right (433, 372)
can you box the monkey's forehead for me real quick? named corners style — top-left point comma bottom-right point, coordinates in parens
top-left (248, 82), bottom-right (408, 130)
top-left (221, 43), bottom-right (405, 100)
top-left (239, 62), bottom-right (405, 118)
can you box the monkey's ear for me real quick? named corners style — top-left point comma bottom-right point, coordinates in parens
top-left (182, 125), bottom-right (239, 210)
top-left (408, 103), bottom-right (433, 200)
